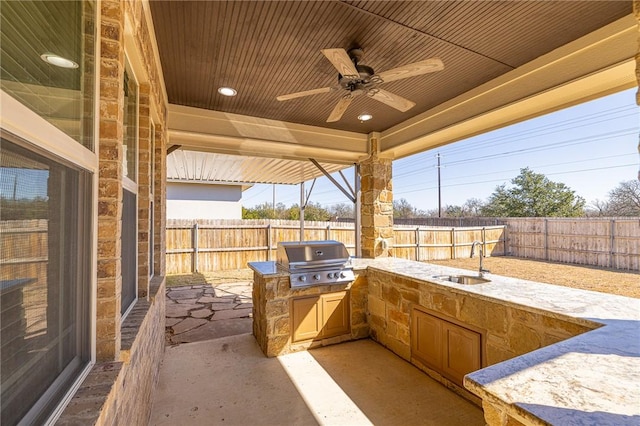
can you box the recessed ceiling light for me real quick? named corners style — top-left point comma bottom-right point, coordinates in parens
top-left (218, 87), bottom-right (237, 97)
top-left (40, 53), bottom-right (78, 69)
top-left (358, 113), bottom-right (373, 122)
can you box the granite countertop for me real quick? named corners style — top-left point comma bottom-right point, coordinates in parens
top-left (248, 261), bottom-right (288, 277)
top-left (249, 257), bottom-right (640, 425)
top-left (353, 257), bottom-right (640, 426)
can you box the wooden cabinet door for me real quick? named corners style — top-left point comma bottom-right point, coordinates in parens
top-left (291, 292), bottom-right (350, 343)
top-left (411, 309), bottom-right (443, 370)
top-left (321, 291), bottom-right (349, 338)
top-left (442, 322), bottom-right (481, 384)
top-left (291, 296), bottom-right (321, 342)
top-left (411, 308), bottom-right (482, 386)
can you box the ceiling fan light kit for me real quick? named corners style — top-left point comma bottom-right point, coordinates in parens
top-left (276, 47), bottom-right (443, 123)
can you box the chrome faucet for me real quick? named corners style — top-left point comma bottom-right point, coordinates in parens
top-left (470, 241), bottom-right (490, 277)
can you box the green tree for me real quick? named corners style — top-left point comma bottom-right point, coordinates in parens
top-left (481, 168), bottom-right (585, 217)
top-left (242, 202), bottom-right (288, 219)
top-left (285, 202), bottom-right (331, 221)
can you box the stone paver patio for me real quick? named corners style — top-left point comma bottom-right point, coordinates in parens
top-left (165, 281), bottom-right (253, 344)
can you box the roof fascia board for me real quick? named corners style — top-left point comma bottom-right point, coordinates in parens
top-left (381, 14), bottom-right (637, 159)
top-left (167, 179), bottom-right (255, 189)
top-left (168, 104), bottom-right (368, 164)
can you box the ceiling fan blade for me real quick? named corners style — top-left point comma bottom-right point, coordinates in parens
top-left (321, 48), bottom-right (359, 78)
top-left (377, 58), bottom-right (444, 84)
top-left (276, 87), bottom-right (333, 101)
top-left (370, 89), bottom-right (415, 112)
top-left (327, 96), bottom-right (353, 122)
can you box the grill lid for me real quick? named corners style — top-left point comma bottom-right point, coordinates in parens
top-left (276, 240), bottom-right (350, 270)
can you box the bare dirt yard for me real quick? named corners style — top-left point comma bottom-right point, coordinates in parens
top-left (429, 256), bottom-right (640, 299)
top-left (166, 269), bottom-right (253, 288)
top-left (166, 257), bottom-right (639, 299)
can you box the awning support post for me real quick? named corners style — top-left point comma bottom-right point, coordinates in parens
top-left (309, 158), bottom-right (360, 256)
top-left (355, 163), bottom-right (361, 258)
top-left (298, 178), bottom-right (316, 242)
top-left (300, 181), bottom-right (305, 241)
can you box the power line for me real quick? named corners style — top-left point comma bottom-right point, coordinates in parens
top-left (393, 128), bottom-right (636, 179)
top-left (395, 163), bottom-right (637, 195)
top-left (397, 152), bottom-right (637, 190)
top-left (392, 106), bottom-right (636, 170)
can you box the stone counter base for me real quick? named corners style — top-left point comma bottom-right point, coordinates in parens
top-left (252, 272), bottom-right (369, 357)
top-left (366, 269), bottom-right (594, 407)
top-left (483, 400), bottom-right (527, 426)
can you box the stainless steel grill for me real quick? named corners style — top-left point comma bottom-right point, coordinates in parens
top-left (276, 240), bottom-right (354, 288)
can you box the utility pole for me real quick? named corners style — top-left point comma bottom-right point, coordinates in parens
top-left (436, 153), bottom-right (442, 217)
top-left (272, 184), bottom-right (276, 218)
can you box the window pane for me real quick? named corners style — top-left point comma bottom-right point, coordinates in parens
top-left (121, 189), bottom-right (137, 314)
top-left (0, 1), bottom-right (96, 149)
top-left (0, 138), bottom-right (91, 424)
top-left (123, 67), bottom-right (138, 181)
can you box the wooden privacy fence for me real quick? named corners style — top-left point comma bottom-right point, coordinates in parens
top-left (166, 219), bottom-right (506, 274)
top-left (503, 217), bottom-right (639, 271)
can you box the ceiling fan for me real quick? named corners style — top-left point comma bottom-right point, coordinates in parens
top-left (276, 47), bottom-right (444, 122)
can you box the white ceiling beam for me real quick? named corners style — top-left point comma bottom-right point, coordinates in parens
top-left (168, 105), bottom-right (368, 164)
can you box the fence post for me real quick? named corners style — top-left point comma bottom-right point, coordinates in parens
top-left (481, 227), bottom-right (486, 256)
top-left (267, 223), bottom-right (272, 261)
top-left (503, 222), bottom-right (509, 256)
top-left (415, 227), bottom-right (420, 261)
top-left (326, 224), bottom-right (331, 240)
top-left (192, 222), bottom-right (199, 273)
top-left (610, 219), bottom-right (615, 269)
top-left (544, 218), bottom-right (549, 261)
top-left (451, 227), bottom-right (456, 259)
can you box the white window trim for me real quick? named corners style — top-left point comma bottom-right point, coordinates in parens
top-left (0, 2), bottom-right (100, 423)
top-left (121, 56), bottom-right (139, 319)
top-left (0, 92), bottom-right (98, 174)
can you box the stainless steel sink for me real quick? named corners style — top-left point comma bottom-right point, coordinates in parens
top-left (435, 275), bottom-right (491, 285)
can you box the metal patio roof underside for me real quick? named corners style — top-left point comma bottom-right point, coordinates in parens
top-left (167, 150), bottom-right (350, 185)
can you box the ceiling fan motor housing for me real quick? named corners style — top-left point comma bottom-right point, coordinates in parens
top-left (338, 64), bottom-right (379, 93)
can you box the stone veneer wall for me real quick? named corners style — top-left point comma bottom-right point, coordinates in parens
top-left (253, 273), bottom-right (369, 357)
top-left (58, 277), bottom-right (165, 425)
top-left (366, 269), bottom-right (594, 402)
top-left (635, 0), bottom-right (640, 105)
top-left (360, 133), bottom-right (394, 258)
top-left (59, 0), bottom-right (168, 423)
top-left (635, 0), bottom-right (640, 181)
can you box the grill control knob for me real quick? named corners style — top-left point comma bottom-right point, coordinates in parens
top-left (298, 276), bottom-right (307, 282)
top-left (339, 272), bottom-right (346, 278)
top-left (313, 274), bottom-right (321, 281)
top-left (327, 272), bottom-right (334, 279)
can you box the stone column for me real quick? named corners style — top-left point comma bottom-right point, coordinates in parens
top-left (96, 0), bottom-right (125, 360)
top-left (359, 132), bottom-right (394, 258)
top-left (635, 0), bottom-right (640, 180)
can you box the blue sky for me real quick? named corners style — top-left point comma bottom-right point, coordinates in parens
top-left (245, 88), bottom-right (639, 212)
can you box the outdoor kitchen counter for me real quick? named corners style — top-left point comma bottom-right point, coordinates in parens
top-left (350, 257), bottom-right (640, 426)
top-left (247, 261), bottom-right (288, 278)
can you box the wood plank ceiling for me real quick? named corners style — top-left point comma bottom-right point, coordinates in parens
top-left (150, 1), bottom-right (631, 133)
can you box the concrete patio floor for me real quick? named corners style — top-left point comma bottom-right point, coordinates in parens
top-left (150, 334), bottom-right (484, 425)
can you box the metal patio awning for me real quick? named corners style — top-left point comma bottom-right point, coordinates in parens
top-left (167, 149), bottom-right (352, 185)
